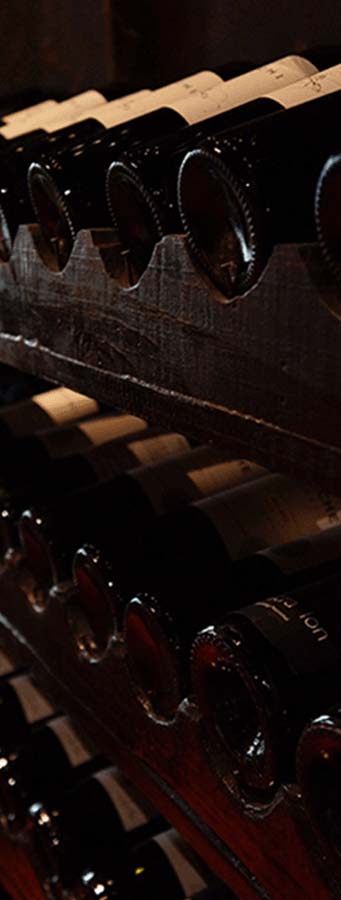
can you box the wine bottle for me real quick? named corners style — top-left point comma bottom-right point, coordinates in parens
top-left (177, 65), bottom-right (341, 298)
top-left (32, 764), bottom-right (162, 889)
top-left (0, 413), bottom-right (149, 557)
top-left (0, 672), bottom-right (56, 754)
top-left (25, 72), bottom-right (224, 272)
top-left (26, 57), bottom-right (316, 276)
top-left (0, 389), bottom-right (103, 552)
top-left (314, 152), bottom-right (341, 283)
top-left (191, 571), bottom-right (341, 798)
top-left (0, 88), bottom-right (150, 261)
top-left (65, 455), bottom-right (264, 658)
top-left (0, 714), bottom-right (106, 833)
top-left (0, 89), bottom-right (108, 259)
top-left (0, 412), bottom-right (148, 494)
top-left (0, 424), bottom-right (191, 559)
top-left (0, 386), bottom-right (100, 446)
top-left (125, 523), bottom-right (341, 720)
top-left (74, 827), bottom-right (211, 900)
top-left (18, 453), bottom-right (262, 611)
top-left (77, 875), bottom-right (232, 900)
top-left (105, 57), bottom-right (321, 285)
top-left (2, 429), bottom-right (190, 616)
top-left (296, 707), bottom-right (341, 858)
top-left (0, 363), bottom-right (47, 406)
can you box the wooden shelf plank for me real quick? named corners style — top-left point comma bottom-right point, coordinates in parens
top-left (0, 227), bottom-right (340, 491)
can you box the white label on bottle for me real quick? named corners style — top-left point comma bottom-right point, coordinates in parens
top-left (259, 523), bottom-right (341, 575)
top-left (316, 510), bottom-right (341, 531)
top-left (0, 649), bottom-right (14, 677)
top-left (201, 473), bottom-right (341, 560)
top-left (31, 387), bottom-right (99, 426)
top-left (152, 70), bottom-right (222, 102)
top-left (162, 55), bottom-right (318, 124)
top-left (0, 91), bottom-right (107, 139)
top-left (77, 414), bottom-right (148, 446)
top-left (72, 89), bottom-right (153, 128)
top-left (188, 458), bottom-right (265, 495)
top-left (131, 453), bottom-right (264, 516)
top-left (47, 716), bottom-right (91, 767)
top-left (127, 432), bottom-right (189, 465)
top-left (266, 64), bottom-right (341, 109)
top-left (4, 100), bottom-right (59, 124)
top-left (95, 767), bottom-right (149, 831)
top-left (154, 831), bottom-right (207, 896)
top-left (90, 73), bottom-right (221, 130)
top-left (10, 675), bottom-right (55, 725)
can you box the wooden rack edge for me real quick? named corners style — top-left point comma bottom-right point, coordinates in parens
top-left (0, 226), bottom-right (340, 490)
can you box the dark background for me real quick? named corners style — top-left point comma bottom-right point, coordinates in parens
top-left (1, 0), bottom-right (340, 103)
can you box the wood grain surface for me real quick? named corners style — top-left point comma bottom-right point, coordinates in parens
top-left (0, 227), bottom-right (340, 492)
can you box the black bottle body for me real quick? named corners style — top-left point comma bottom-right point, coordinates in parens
top-left (0, 386), bottom-right (99, 449)
top-left (33, 766), bottom-right (162, 889)
top-left (0, 673), bottom-right (55, 754)
top-left (20, 473), bottom-right (157, 590)
top-left (314, 152), bottom-right (341, 282)
top-left (0, 424), bottom-right (176, 555)
top-left (0, 715), bottom-right (105, 832)
top-left (18, 449), bottom-right (258, 590)
top-left (106, 97), bottom-right (281, 284)
top-left (77, 828), bottom-right (210, 900)
top-left (123, 481), bottom-right (341, 719)
top-left (178, 89), bottom-right (341, 296)
top-left (28, 108), bottom-right (186, 272)
top-left (191, 572), bottom-right (341, 796)
top-left (296, 707), bottom-right (341, 859)
top-left (0, 120), bottom-right (103, 259)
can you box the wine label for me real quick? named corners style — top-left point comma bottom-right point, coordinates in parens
top-left (77, 414), bottom-right (148, 447)
top-left (127, 432), bottom-right (189, 464)
top-left (187, 457), bottom-right (265, 495)
top-left (151, 70), bottom-right (222, 102)
top-left (154, 831), bottom-right (208, 896)
top-left (132, 452), bottom-right (265, 516)
top-left (317, 509), bottom-right (341, 531)
top-left (0, 388), bottom-right (96, 439)
top-left (68, 90), bottom-right (155, 130)
top-left (83, 431), bottom-right (188, 482)
top-left (259, 523), bottom-right (341, 576)
top-left (0, 91), bottom-right (107, 139)
top-left (163, 55), bottom-right (318, 124)
top-left (4, 100), bottom-right (59, 124)
top-left (10, 675), bottom-right (55, 725)
top-left (39, 414), bottom-right (147, 460)
top-left (47, 716), bottom-right (91, 767)
top-left (95, 767), bottom-right (150, 831)
top-left (240, 588), bottom-right (341, 676)
top-left (200, 474), bottom-right (341, 561)
top-left (267, 64), bottom-right (341, 109)
top-left (31, 387), bottom-right (99, 427)
top-left (89, 72), bottom-right (221, 130)
top-left (0, 649), bottom-right (15, 677)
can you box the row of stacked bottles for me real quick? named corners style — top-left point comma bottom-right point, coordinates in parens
top-left (0, 371), bottom-right (339, 893)
top-left (0, 54), bottom-right (341, 293)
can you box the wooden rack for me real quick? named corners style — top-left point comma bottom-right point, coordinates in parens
top-left (0, 226), bottom-right (340, 490)
top-left (0, 225), bottom-right (340, 900)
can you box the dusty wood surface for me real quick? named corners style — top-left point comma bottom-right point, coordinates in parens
top-left (0, 227), bottom-right (340, 491)
top-left (0, 570), bottom-right (339, 900)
